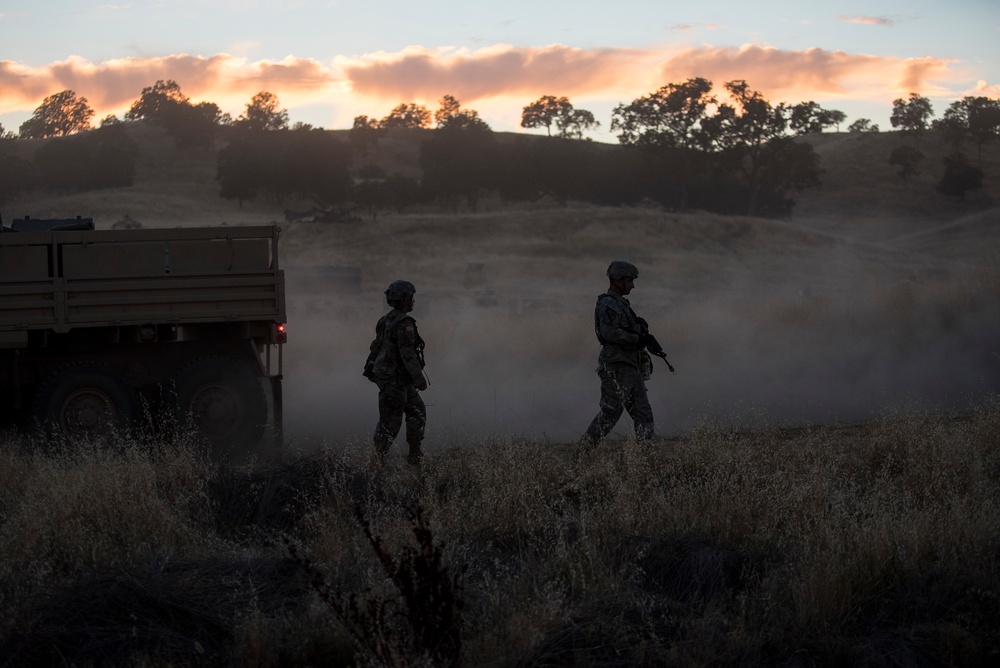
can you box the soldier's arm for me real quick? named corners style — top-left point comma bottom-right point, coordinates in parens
top-left (363, 321), bottom-right (383, 378)
top-left (597, 301), bottom-right (641, 346)
top-left (396, 320), bottom-right (427, 388)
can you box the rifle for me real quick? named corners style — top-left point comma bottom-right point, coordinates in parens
top-left (643, 333), bottom-right (676, 374)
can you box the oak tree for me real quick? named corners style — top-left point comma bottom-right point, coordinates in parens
top-left (890, 93), bottom-right (934, 137)
top-left (522, 95), bottom-right (599, 138)
top-left (789, 101), bottom-right (847, 135)
top-left (125, 80), bottom-right (189, 122)
top-left (934, 96), bottom-right (1000, 162)
top-left (234, 92), bottom-right (289, 132)
top-left (380, 103), bottom-right (431, 129)
top-left (19, 90), bottom-right (95, 138)
top-left (848, 118), bottom-right (880, 133)
top-left (434, 95), bottom-right (490, 132)
top-left (611, 78), bottom-right (716, 209)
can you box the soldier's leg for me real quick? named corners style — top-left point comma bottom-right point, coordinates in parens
top-left (373, 381), bottom-right (406, 457)
top-left (403, 387), bottom-right (426, 442)
top-left (583, 366), bottom-right (626, 444)
top-left (620, 366), bottom-right (655, 441)
top-left (403, 387), bottom-right (427, 465)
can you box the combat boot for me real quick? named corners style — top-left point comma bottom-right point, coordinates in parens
top-left (407, 440), bottom-right (424, 467)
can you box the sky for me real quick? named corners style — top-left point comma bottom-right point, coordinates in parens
top-left (1, 0), bottom-right (999, 142)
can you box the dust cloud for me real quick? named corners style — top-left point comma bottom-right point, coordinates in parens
top-left (278, 230), bottom-right (1000, 452)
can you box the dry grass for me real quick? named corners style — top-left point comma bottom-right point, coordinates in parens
top-left (1, 400), bottom-right (998, 666)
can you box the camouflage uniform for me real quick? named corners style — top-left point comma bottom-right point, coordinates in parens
top-left (583, 289), bottom-right (655, 444)
top-left (364, 307), bottom-right (426, 460)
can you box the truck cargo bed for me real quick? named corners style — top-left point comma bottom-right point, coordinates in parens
top-left (0, 226), bottom-right (285, 339)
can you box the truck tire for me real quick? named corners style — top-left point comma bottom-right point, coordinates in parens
top-left (173, 356), bottom-right (267, 450)
top-left (34, 362), bottom-right (138, 440)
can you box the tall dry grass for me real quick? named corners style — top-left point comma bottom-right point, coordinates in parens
top-left (1, 397), bottom-right (998, 666)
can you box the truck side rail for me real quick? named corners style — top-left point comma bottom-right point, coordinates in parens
top-left (0, 225), bottom-right (285, 335)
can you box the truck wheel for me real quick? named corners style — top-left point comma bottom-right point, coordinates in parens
top-left (173, 356), bottom-right (267, 450)
top-left (34, 363), bottom-right (138, 440)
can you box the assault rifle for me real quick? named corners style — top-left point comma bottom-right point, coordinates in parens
top-left (643, 333), bottom-right (677, 374)
top-left (634, 317), bottom-right (676, 374)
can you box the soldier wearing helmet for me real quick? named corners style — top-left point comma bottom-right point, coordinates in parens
top-left (581, 260), bottom-right (656, 445)
top-left (363, 280), bottom-right (428, 466)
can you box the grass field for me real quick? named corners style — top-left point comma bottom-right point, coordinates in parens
top-left (1, 125), bottom-right (999, 665)
top-left (1, 402), bottom-right (998, 665)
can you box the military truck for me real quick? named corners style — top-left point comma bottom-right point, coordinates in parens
top-left (0, 217), bottom-right (286, 449)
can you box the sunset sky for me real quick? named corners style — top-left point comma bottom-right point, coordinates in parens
top-left (1, 0), bottom-right (998, 141)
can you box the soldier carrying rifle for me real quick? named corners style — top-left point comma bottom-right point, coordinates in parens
top-left (581, 260), bottom-right (675, 447)
top-left (364, 280), bottom-right (428, 466)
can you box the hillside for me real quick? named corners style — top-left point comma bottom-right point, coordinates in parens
top-left (8, 124), bottom-right (1000, 237)
top-left (4, 125), bottom-right (999, 445)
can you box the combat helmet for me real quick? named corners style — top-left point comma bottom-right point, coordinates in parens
top-left (384, 280), bottom-right (416, 303)
top-left (606, 260), bottom-right (639, 280)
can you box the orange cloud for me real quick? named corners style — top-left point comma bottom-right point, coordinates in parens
top-left (0, 54), bottom-right (340, 119)
top-left (972, 80), bottom-right (1000, 97)
top-left (339, 44), bottom-right (652, 102)
top-left (659, 45), bottom-right (954, 101)
top-left (0, 43), bottom-right (965, 128)
top-left (341, 43), bottom-right (958, 106)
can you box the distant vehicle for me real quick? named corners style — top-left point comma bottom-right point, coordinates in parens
top-left (0, 217), bottom-right (287, 450)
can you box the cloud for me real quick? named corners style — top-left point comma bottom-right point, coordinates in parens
top-left (972, 80), bottom-right (1000, 97)
top-left (659, 44), bottom-right (954, 100)
top-left (839, 16), bottom-right (897, 26)
top-left (0, 43), bottom-right (964, 128)
top-left (339, 43), bottom-right (962, 109)
top-left (339, 44), bottom-right (655, 102)
top-left (0, 53), bottom-right (342, 119)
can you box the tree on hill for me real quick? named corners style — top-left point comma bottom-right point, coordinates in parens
top-left (612, 78), bottom-right (715, 150)
top-left (891, 93), bottom-right (934, 138)
top-left (217, 130), bottom-right (350, 207)
top-left (521, 95), bottom-right (565, 136)
top-left (611, 78), bottom-right (820, 216)
top-left (933, 96), bottom-right (1000, 163)
top-left (125, 80), bottom-right (189, 122)
top-left (420, 117), bottom-right (497, 211)
top-left (937, 154), bottom-right (983, 200)
top-left (707, 80), bottom-right (819, 216)
top-left (19, 90), bottom-right (95, 138)
top-left (434, 95), bottom-right (490, 132)
top-left (159, 100), bottom-right (227, 150)
top-left (757, 137), bottom-right (822, 194)
top-left (848, 118), bottom-right (880, 133)
top-left (0, 122), bottom-right (14, 139)
top-left (381, 103), bottom-right (431, 129)
top-left (349, 115), bottom-right (382, 155)
top-left (233, 92), bottom-right (289, 132)
top-left (31, 126), bottom-right (137, 192)
top-left (496, 137), bottom-right (601, 207)
top-left (556, 107), bottom-right (599, 140)
top-left (789, 101), bottom-right (847, 135)
top-left (125, 80), bottom-right (229, 150)
top-left (611, 78), bottom-right (716, 210)
top-left (521, 95), bottom-right (599, 139)
top-left (351, 165), bottom-right (423, 218)
top-left (0, 137), bottom-right (36, 208)
top-left (888, 145), bottom-right (924, 187)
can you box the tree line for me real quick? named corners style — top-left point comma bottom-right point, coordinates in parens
top-left (1, 80), bottom-right (997, 216)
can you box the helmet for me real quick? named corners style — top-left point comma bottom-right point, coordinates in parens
top-left (607, 260), bottom-right (639, 280)
top-left (384, 280), bottom-right (416, 302)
